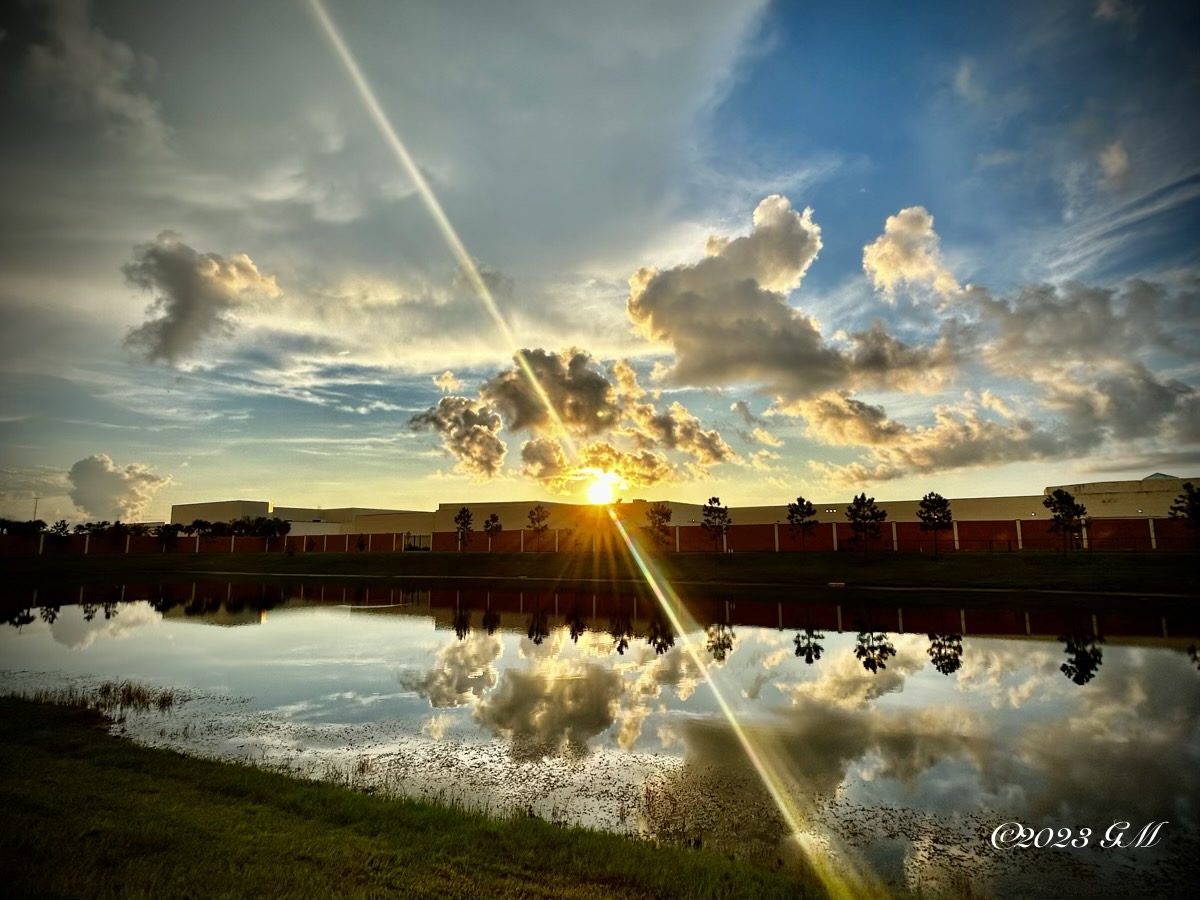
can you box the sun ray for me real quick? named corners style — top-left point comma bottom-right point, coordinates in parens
top-left (305, 0), bottom-right (574, 452)
top-left (307, 4), bottom-right (878, 891)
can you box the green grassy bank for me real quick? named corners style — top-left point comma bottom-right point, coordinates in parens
top-left (4, 548), bottom-right (1198, 597)
top-left (0, 697), bottom-right (812, 899)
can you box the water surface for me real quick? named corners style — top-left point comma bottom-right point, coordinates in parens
top-left (2, 580), bottom-right (1197, 898)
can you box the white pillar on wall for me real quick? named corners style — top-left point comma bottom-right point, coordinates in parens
top-left (1148, 518), bottom-right (1157, 550)
top-left (952, 521), bottom-right (960, 550)
top-left (891, 521), bottom-right (898, 552)
top-left (774, 523), bottom-right (779, 552)
top-left (831, 522), bottom-right (838, 551)
top-left (1015, 519), bottom-right (1023, 550)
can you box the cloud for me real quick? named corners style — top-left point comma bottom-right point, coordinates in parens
top-left (622, 399), bottom-right (738, 465)
top-left (50, 601), bottom-right (160, 650)
top-left (409, 396), bottom-right (507, 478)
top-left (474, 663), bottom-right (623, 760)
top-left (480, 348), bottom-right (619, 436)
top-left (67, 453), bottom-right (170, 520)
top-left (577, 441), bottom-right (676, 487)
top-left (400, 633), bottom-right (503, 708)
top-left (811, 404), bottom-right (1064, 484)
top-left (785, 634), bottom-right (928, 709)
top-left (751, 427), bottom-right (783, 447)
top-left (1093, 0), bottom-right (1140, 31)
top-left (626, 197), bottom-right (963, 402)
top-left (952, 59), bottom-right (984, 102)
top-left (519, 437), bottom-right (569, 481)
top-left (433, 370), bottom-right (463, 393)
top-left (730, 400), bottom-right (759, 426)
top-left (626, 196), bottom-right (839, 394)
top-left (976, 149), bottom-right (1018, 169)
top-left (862, 206), bottom-right (960, 300)
top-left (773, 391), bottom-right (907, 446)
top-left (124, 232), bottom-right (281, 364)
top-left (1098, 139), bottom-right (1132, 190)
top-left (22, 0), bottom-right (169, 154)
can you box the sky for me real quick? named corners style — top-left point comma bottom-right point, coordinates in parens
top-left (0, 0), bottom-right (1198, 523)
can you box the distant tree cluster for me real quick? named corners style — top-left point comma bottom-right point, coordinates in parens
top-left (181, 517), bottom-right (292, 538)
top-left (0, 518), bottom-right (48, 536)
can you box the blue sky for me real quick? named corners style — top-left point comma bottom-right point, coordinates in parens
top-left (0, 0), bottom-right (1197, 522)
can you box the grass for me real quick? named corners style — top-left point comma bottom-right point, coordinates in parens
top-left (0, 695), bottom-right (816, 899)
top-left (4, 547), bottom-right (1198, 597)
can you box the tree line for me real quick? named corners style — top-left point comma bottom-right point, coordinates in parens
top-left (0, 516), bottom-right (292, 540)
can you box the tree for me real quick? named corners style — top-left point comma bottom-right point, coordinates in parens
top-left (705, 624), bottom-right (735, 663)
top-left (647, 501), bottom-right (673, 549)
top-left (854, 630), bottom-right (897, 673)
top-left (454, 506), bottom-right (474, 551)
top-left (1169, 482), bottom-right (1199, 549)
top-left (1059, 634), bottom-right (1104, 685)
top-left (1043, 488), bottom-right (1087, 555)
top-left (794, 628), bottom-right (824, 664)
top-left (786, 496), bottom-right (817, 550)
top-left (49, 520), bottom-right (70, 538)
top-left (927, 633), bottom-right (963, 675)
top-left (701, 496), bottom-right (731, 552)
top-left (483, 513), bottom-right (502, 550)
top-left (646, 615), bottom-right (675, 654)
top-left (154, 522), bottom-right (183, 542)
top-left (916, 492), bottom-right (953, 556)
top-left (527, 503), bottom-right (550, 550)
top-left (846, 493), bottom-right (887, 559)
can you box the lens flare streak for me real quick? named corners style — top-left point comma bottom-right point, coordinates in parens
top-left (305, 0), bottom-right (574, 451)
top-left (607, 508), bottom-right (881, 899)
top-left (308, 3), bottom-right (877, 892)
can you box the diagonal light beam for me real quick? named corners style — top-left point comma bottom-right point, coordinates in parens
top-left (306, 0), bottom-right (574, 452)
top-left (306, 3), bottom-right (876, 894)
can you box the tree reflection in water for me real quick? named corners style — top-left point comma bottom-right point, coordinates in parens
top-left (38, 605), bottom-right (60, 625)
top-left (646, 615), bottom-right (675, 655)
top-left (608, 615), bottom-right (632, 655)
top-left (793, 628), bottom-right (824, 664)
top-left (565, 607), bottom-right (587, 644)
top-left (1189, 644), bottom-right (1199, 672)
top-left (526, 610), bottom-right (549, 645)
top-left (927, 633), bottom-right (964, 676)
top-left (705, 624), bottom-right (735, 662)
top-left (1059, 634), bottom-right (1105, 685)
top-left (81, 602), bottom-right (99, 622)
top-left (481, 608), bottom-right (500, 635)
top-left (4, 608), bottom-right (35, 629)
top-left (854, 630), bottom-right (897, 673)
top-left (453, 605), bottom-right (470, 641)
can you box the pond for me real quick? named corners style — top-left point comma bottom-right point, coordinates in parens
top-left (2, 579), bottom-right (1197, 898)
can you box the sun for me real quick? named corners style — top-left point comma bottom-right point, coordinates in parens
top-left (586, 472), bottom-right (617, 505)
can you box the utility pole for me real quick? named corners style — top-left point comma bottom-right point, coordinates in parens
top-left (32, 495), bottom-right (41, 520)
